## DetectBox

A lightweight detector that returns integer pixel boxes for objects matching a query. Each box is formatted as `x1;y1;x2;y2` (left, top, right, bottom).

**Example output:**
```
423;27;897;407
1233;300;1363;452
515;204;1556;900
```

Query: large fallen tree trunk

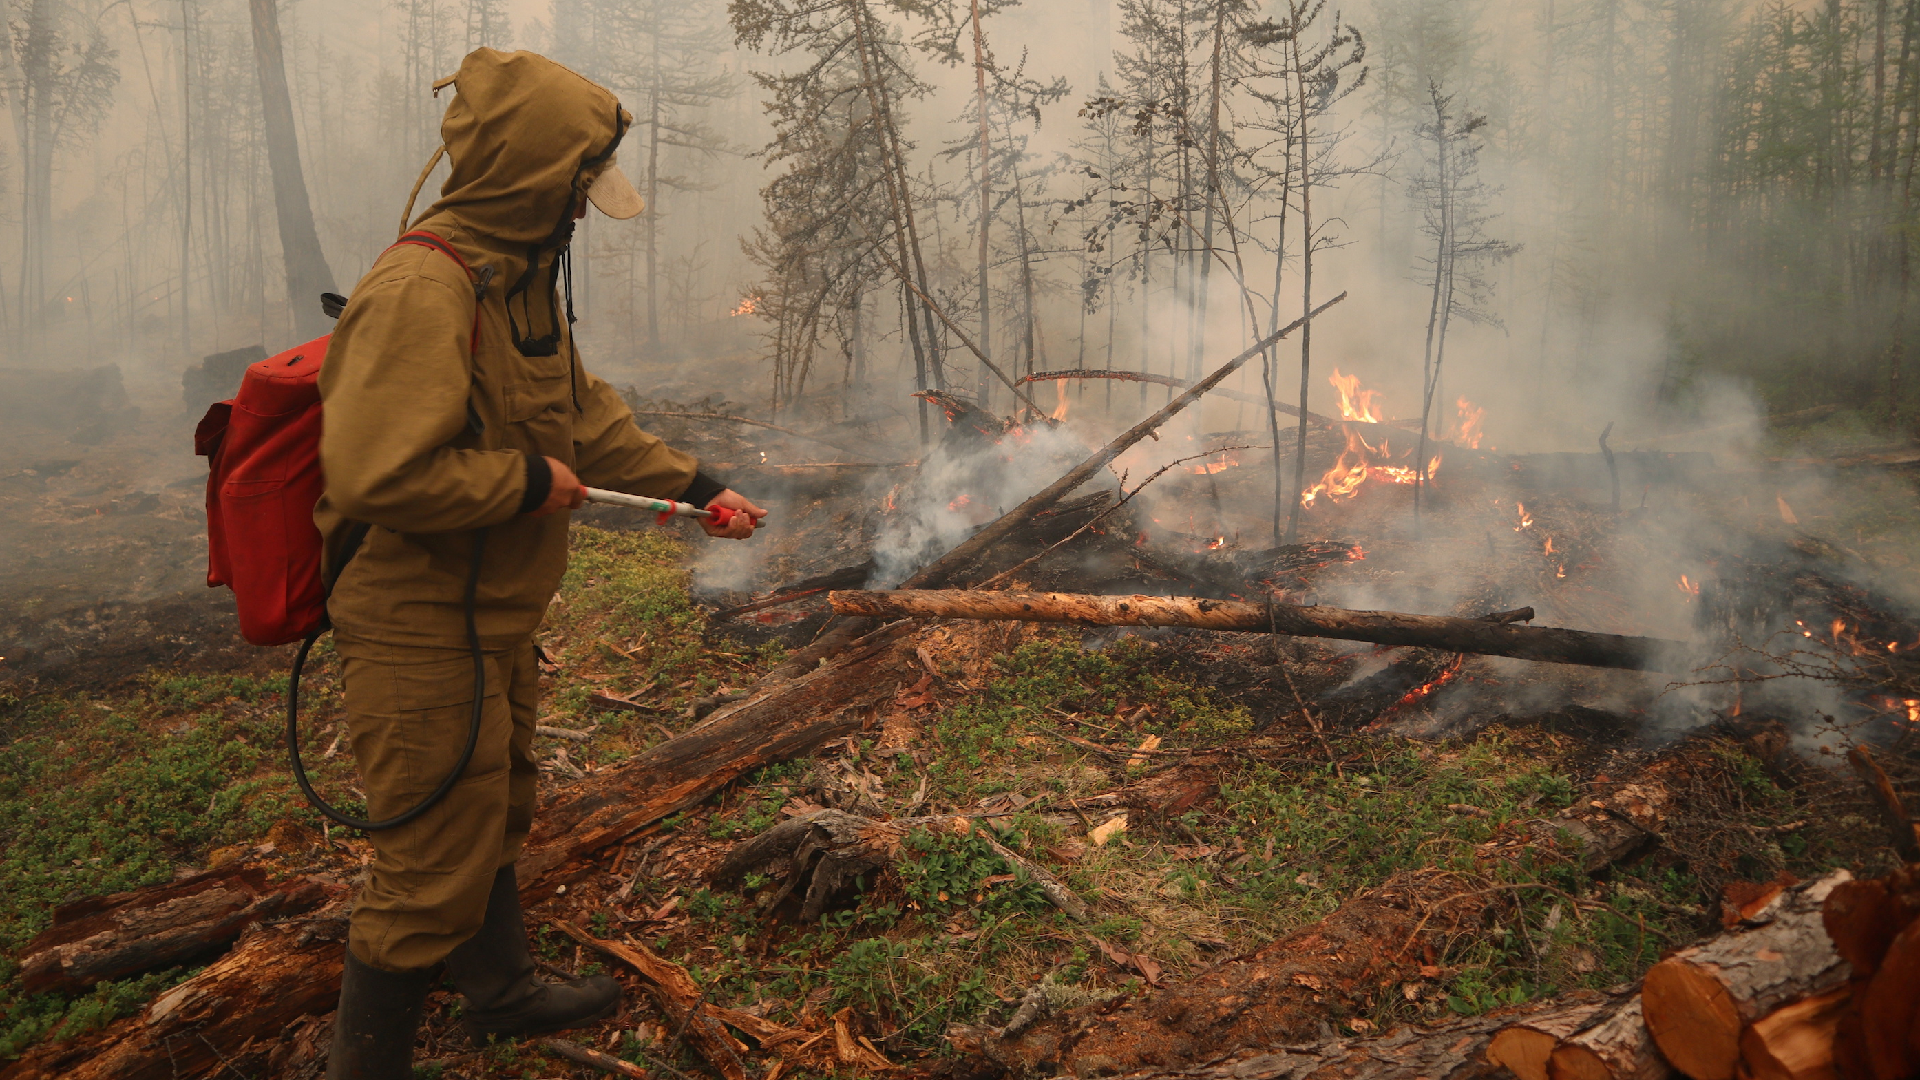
0;914;348;1080
15;864;331;995
830;589;1696;673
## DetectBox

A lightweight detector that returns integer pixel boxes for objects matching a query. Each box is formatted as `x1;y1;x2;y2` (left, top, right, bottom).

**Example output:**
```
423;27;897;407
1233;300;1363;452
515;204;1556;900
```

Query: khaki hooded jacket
318;49;696;648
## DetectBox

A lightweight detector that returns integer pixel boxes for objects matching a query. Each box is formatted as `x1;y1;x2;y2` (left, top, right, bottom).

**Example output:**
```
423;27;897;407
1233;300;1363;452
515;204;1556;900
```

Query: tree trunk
828;589;1694;672
16;864;332;995
0;915;349;1080
1641;872;1854;1080
250;0;337;340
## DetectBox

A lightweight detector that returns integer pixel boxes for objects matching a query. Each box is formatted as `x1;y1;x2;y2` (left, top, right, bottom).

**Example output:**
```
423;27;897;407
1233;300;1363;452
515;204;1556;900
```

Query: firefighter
315;48;766;1078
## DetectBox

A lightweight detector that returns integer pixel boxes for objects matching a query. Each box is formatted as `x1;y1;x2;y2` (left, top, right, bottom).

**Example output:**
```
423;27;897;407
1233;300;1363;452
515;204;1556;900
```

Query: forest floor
2;384;1919;1079
2;518;1914;1078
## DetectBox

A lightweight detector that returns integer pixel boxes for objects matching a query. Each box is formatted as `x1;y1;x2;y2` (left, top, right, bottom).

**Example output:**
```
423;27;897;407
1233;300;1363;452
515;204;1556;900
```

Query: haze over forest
15;0;1917;450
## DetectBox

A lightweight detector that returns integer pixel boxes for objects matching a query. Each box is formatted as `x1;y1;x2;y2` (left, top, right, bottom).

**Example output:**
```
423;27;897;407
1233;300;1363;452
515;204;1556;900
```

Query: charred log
829;590;1695;672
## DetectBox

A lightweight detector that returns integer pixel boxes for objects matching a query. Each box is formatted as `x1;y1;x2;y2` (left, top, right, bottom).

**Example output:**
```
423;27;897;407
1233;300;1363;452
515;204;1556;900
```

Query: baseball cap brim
586;162;644;220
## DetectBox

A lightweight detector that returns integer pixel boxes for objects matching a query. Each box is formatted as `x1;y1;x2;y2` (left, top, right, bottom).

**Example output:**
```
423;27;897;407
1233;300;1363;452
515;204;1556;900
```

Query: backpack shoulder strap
387;230;492;350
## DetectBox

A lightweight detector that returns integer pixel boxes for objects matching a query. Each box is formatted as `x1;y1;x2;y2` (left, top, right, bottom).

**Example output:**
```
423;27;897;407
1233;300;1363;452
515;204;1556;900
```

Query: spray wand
583;487;739;527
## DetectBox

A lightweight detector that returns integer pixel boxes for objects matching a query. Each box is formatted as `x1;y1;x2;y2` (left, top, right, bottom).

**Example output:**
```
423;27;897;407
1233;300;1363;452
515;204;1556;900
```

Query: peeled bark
16;864;332;995
830;590;1694;672
1642;872;1853;1080
1548;999;1673;1080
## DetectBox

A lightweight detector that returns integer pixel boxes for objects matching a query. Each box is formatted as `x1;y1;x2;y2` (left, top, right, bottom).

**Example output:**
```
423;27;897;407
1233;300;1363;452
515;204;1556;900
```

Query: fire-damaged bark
516;625;914;898
957;870;1495;1078
830;590;1695;672
0;914;348;1080
14;863;332;995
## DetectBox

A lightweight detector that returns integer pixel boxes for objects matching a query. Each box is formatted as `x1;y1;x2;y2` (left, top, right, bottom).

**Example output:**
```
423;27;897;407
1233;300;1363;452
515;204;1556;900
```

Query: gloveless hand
701;489;767;539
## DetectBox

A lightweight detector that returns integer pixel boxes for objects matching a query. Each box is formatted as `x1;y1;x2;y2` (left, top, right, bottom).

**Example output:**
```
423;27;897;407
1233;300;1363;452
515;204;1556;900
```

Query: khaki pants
334;633;539;972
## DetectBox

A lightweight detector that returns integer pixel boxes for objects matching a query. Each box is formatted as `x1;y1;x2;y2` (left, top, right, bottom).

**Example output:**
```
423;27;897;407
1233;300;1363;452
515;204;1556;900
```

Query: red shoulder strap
388;231;482;350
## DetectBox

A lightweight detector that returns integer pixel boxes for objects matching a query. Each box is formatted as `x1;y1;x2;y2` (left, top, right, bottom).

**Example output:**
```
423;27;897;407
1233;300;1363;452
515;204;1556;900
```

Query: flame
1050;381;1071;421
1514;503;1534;530
1299;428;1441;508
1907;699;1919;725
730;294;760;317
1329;368;1385;423
1348;545;1366;561
1543;536;1555;556
1456;398;1486;450
1206;536;1227;550
1390;654;1466;713
949;494;973;512
1678;575;1701;596
1191;449;1242;475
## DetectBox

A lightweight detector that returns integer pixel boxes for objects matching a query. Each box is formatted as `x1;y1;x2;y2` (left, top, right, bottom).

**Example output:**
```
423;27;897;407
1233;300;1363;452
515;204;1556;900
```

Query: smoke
867;420;1095;587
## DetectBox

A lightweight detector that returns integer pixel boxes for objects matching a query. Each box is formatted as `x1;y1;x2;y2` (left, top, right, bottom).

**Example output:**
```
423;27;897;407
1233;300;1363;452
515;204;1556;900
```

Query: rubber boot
445;863;622;1042
326;950;431;1080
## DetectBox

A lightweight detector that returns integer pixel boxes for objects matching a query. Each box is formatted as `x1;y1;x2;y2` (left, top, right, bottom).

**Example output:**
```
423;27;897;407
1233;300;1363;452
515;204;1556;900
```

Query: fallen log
15;863;331;995
0;914;349;1080
516;622;913;897
1641;871;1852;1080
830;590;1696;673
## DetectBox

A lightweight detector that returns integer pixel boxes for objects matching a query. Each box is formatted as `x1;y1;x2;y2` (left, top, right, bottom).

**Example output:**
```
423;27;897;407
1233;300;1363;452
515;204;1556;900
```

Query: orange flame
1456;397;1486;450
1678;575;1701;596
1300;428;1440;508
1050;381;1071;421
1514;503;1534;530
949;494;973;512
730;294;761;317
1329;368;1386;423
1543;536;1555;556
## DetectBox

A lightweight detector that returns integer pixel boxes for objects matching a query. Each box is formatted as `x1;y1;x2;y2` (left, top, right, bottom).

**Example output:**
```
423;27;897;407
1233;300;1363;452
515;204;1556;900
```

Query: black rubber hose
287;528;489;832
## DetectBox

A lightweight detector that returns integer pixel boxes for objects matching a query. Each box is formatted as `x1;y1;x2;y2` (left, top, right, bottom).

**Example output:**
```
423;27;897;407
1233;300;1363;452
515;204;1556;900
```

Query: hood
422;49;631;248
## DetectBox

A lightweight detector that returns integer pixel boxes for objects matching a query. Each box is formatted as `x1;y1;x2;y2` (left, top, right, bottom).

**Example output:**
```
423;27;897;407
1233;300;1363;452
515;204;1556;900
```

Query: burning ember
1299;427;1441;509
730;294;761;317
1389;654;1467;713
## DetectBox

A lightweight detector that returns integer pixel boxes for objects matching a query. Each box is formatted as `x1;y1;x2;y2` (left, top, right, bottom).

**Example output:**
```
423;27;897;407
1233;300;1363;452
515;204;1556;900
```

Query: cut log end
1490;1027;1563;1080
1739;987;1848;1080
1643;960;1744;1080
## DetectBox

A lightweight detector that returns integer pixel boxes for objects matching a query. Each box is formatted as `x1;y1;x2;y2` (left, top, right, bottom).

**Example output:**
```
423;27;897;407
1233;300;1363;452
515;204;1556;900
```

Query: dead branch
540;1038;651;1079
1845;745;1920;860
1020;368;1339;426
829;589;1694;672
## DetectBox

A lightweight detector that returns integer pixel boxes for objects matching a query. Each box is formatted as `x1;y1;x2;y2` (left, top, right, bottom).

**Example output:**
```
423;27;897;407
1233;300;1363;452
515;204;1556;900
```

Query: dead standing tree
1243;2;1367;544
1410;79;1514;525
